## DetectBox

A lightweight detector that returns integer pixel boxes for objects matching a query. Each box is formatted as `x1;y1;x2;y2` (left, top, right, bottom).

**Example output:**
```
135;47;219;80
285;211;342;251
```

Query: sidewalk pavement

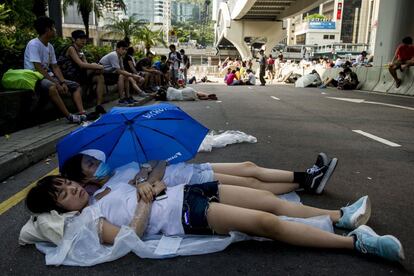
0;96;153;182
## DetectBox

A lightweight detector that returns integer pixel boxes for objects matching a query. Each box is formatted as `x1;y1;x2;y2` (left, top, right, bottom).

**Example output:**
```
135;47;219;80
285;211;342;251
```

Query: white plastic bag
198;130;257;152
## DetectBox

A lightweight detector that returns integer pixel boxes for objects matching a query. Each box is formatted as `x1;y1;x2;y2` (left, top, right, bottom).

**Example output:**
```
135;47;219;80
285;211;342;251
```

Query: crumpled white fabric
295;74;321;88
198;130;257;152
33;192;334;266
166;87;197;101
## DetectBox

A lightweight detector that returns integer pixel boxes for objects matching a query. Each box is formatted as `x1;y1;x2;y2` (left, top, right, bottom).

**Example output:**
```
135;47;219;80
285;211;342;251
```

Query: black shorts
103;72;119;85
181;181;220;235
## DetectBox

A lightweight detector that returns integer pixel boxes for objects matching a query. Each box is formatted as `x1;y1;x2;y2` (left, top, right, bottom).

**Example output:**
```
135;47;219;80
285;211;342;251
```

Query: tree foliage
304;13;327;21
133;25;166;53
104;15;146;41
62;0;126;37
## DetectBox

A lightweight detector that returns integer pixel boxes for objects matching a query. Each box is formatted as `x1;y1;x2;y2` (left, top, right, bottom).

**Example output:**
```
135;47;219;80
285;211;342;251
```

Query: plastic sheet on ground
34;193;334;266
198;130;257;152
295;74;322;88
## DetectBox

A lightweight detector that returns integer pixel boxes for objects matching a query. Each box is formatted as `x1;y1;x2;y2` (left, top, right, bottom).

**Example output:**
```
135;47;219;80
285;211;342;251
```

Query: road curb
0;96;153;182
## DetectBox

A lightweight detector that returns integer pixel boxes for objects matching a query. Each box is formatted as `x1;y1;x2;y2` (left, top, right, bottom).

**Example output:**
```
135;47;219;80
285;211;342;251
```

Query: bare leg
211;162;294;182
388;65;401;84
93;74;105;105
129;77;144;95
118;75;125;99
72;87;85;113
124;77;130;98
219;185;340;221
216;173;299;194
207;203;354;249
48;86;70;117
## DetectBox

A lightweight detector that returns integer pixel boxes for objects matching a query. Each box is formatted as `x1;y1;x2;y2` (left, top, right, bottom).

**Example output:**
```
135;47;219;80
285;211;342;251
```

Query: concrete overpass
213;0;414;67
213;0;324;60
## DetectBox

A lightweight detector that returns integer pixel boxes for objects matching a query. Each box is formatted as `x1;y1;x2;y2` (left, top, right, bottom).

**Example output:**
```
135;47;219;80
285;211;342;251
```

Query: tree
304;13;327;21
104;15;146;41
62;0;126;38
134;25;166;54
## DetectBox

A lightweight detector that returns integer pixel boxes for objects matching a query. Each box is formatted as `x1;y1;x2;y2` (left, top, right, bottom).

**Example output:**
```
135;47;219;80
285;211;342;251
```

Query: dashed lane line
352;130;401;147
270;96;280;100
328;97;414;111
0;168;59;216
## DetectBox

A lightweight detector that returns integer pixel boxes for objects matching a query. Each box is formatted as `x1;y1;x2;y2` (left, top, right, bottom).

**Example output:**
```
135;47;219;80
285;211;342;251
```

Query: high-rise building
124;0;165;24
286;0;372;46
172;2;200;23
124;0;154;22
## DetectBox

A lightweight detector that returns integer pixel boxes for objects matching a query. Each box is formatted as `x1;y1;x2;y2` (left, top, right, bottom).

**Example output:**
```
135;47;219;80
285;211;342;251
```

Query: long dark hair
61;154;86;182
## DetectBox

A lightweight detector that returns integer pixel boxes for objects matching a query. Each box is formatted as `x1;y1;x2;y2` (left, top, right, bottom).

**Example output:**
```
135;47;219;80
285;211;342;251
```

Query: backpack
1;69;44;91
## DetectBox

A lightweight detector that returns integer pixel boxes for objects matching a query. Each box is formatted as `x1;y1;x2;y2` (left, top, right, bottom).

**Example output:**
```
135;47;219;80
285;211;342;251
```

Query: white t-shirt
24;38;57;73
166;87;197;101
248;72;256;85
91;162;185;235
99;51;123;72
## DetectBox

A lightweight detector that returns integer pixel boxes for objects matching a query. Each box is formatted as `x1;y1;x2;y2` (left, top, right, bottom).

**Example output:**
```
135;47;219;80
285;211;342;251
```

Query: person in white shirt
24;172;404;262
24;16;86;123
99;40;137;106
245;69;256;85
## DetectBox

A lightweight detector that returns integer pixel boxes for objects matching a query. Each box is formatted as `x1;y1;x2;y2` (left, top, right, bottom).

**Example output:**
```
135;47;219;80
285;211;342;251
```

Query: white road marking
271;96;280;100
328;97;414;111
363;101;414;111
352;130;401;147
321;92;327;95
328;97;365;103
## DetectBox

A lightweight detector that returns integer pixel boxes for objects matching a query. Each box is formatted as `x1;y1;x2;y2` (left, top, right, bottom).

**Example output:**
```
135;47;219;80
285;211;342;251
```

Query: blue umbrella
57;103;209;170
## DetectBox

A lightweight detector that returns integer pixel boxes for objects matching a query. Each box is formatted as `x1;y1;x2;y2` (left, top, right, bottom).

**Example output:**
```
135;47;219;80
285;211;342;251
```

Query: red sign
337;2;342;20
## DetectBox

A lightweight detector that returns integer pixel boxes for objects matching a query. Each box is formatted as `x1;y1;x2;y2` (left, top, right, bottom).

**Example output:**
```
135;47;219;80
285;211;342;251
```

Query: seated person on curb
61;151;338;197
24;16;86;123
58;30;106;114
244;69;256;85
319;71;345;89
25;171;404;263
136;52;162;91
234;67;244;85
226;70;240;86
153;55;170;85
223;68;232;83
123;47;148;97
99;40;135;106
389;36;414;88
338;68;359;90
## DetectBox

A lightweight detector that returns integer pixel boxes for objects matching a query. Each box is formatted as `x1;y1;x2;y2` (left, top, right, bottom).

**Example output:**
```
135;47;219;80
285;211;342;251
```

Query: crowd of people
22;16;197;125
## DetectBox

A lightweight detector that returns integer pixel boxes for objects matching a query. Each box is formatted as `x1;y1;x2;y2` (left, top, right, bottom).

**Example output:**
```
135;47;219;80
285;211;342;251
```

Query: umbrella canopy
57;103;209;170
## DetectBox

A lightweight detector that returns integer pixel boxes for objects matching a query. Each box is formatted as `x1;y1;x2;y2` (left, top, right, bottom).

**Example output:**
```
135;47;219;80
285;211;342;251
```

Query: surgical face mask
93;162;112;180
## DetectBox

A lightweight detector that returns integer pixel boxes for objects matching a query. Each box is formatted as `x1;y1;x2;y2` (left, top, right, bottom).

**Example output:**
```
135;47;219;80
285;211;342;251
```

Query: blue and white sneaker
349;225;405;262
336;196;371;229
305;157;338;194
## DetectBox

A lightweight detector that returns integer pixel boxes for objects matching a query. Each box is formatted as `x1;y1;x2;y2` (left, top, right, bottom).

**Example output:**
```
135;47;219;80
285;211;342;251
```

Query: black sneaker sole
316;158;338;194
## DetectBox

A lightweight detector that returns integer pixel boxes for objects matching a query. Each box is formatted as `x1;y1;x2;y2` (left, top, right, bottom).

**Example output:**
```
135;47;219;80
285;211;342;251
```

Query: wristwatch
136;176;147;184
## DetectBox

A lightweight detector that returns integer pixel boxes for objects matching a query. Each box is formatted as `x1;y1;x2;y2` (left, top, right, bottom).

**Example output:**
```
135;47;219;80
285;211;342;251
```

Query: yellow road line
0;168;59;216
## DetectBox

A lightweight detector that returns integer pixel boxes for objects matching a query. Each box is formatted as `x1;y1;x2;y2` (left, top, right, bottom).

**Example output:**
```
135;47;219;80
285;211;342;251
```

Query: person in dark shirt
123;47;147;97
136;52;162;89
338;67;358;90
153;55;170;85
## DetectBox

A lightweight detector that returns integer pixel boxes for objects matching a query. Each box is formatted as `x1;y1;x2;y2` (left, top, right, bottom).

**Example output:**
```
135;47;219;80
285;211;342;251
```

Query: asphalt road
1;84;413;275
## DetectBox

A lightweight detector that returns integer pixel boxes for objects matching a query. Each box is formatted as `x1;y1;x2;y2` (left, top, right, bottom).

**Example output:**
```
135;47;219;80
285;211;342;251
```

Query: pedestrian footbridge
214;0;323;60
